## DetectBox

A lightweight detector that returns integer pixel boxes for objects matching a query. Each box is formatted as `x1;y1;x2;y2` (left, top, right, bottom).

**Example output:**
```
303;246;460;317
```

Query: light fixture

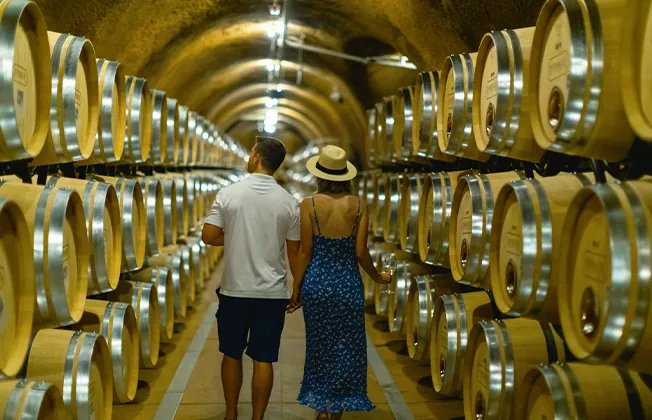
266;20;285;38
265;109;279;125
269;3;281;16
265;97;279;108
264;124;277;133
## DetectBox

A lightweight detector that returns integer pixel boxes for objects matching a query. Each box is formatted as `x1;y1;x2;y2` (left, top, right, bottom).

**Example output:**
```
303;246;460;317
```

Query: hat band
316;161;348;176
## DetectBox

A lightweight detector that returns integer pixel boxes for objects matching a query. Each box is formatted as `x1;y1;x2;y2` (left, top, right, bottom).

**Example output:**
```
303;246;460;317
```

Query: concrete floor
113;263;464;419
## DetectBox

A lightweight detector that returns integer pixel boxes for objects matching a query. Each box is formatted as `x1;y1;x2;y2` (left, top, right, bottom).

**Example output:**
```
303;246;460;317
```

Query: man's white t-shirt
204;173;300;299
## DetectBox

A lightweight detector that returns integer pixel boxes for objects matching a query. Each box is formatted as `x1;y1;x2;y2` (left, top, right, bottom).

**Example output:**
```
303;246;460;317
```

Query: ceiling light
269;3;281;16
264;124;277;134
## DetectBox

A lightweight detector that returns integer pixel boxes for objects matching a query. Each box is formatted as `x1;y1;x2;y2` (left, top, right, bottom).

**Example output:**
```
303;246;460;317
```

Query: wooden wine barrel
197;238;210;283
490;173;593;323
437;52;490;162
177;244;197;305
0;0;51;162
0;180;88;328
557;180;652;374
380;97;395;163
373;242;395;316
473;27;545;162
124;76;152;162
46;176;122;295
178;105;190;165
184;173;198;231
158;177;178;246
150;89;167;164
195;116;206;166
387;257;429;333
398;173;421;253
392;86;415;162
364;176;376;235
72;299;139;404
146;250;188;319
158;174;189;237
93;175;146;272
0;197;34;377
165;97;180;164
371;175;385;238
417;171;470;268
31;32;98;165
373;102;385;163
107;280;160;368
463;318;565;420
515;363;652;419
27;329;113;419
621;1;652;142
90;58;125;163
449;171;523;287
139;177;164;257
431;290;496;396
0;379;68;419
186;237;206;291
187;111;198;165
404;274;459;363
411;71;456;163
529;0;634;161
382;174;402;244
366;108;376;164
130;266;175;342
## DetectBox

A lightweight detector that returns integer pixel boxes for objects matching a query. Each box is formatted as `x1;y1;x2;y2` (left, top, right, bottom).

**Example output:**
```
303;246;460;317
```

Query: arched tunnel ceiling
34;0;545;166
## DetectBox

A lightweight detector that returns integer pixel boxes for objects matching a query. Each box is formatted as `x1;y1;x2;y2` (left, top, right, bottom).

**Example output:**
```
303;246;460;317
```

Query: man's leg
251;360;274;420
216;292;251;420
246;298;289;420
222;355;243;420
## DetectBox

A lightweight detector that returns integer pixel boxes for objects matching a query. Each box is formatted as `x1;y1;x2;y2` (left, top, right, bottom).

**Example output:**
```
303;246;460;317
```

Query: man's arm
202;223;225;246
202;190;225;246
286;239;301;281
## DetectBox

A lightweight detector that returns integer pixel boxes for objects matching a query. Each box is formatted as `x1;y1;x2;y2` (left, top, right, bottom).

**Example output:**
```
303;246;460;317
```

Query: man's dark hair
316;178;352;195
255;136;286;173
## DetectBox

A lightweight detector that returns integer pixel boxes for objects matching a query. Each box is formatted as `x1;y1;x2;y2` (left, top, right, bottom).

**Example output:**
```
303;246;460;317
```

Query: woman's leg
316;412;329;419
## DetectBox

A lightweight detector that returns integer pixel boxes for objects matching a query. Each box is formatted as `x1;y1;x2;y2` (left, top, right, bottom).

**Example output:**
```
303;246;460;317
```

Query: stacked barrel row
0;0;248;170
359;0;652;418
361;168;652;419
367;0;652;166
0;169;234;418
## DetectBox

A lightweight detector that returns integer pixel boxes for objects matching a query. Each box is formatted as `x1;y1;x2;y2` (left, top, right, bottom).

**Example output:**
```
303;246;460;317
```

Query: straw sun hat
306;145;357;182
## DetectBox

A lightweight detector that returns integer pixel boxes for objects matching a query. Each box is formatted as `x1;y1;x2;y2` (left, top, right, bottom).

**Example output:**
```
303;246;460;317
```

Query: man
202;136;301;420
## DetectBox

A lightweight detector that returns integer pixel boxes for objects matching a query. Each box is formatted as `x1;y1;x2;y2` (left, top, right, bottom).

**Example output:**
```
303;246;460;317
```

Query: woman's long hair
316;178;352;194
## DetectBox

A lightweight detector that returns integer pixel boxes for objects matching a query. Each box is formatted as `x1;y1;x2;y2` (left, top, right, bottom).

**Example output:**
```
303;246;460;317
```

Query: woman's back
310;193;360;238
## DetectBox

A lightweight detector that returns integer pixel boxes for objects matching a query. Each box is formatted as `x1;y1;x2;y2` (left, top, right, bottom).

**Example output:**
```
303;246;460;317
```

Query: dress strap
352;197;361;235
311;196;322;235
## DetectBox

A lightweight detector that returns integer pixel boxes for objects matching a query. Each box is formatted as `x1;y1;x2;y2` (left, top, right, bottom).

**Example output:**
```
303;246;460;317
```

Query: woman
287;145;391;419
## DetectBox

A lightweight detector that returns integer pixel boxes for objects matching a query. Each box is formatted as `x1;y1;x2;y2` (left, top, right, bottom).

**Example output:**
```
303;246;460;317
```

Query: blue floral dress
298;197;375;414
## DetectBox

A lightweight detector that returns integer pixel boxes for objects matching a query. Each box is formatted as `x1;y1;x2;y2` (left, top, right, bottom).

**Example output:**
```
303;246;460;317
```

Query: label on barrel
461;216;472;235
13;64;28;87
486;77;498;100
547;51;569;81
505;232;521;256
583;250;606;283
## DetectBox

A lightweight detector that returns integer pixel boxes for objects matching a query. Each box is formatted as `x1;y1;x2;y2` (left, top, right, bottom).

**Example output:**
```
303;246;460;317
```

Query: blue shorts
215;289;289;363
